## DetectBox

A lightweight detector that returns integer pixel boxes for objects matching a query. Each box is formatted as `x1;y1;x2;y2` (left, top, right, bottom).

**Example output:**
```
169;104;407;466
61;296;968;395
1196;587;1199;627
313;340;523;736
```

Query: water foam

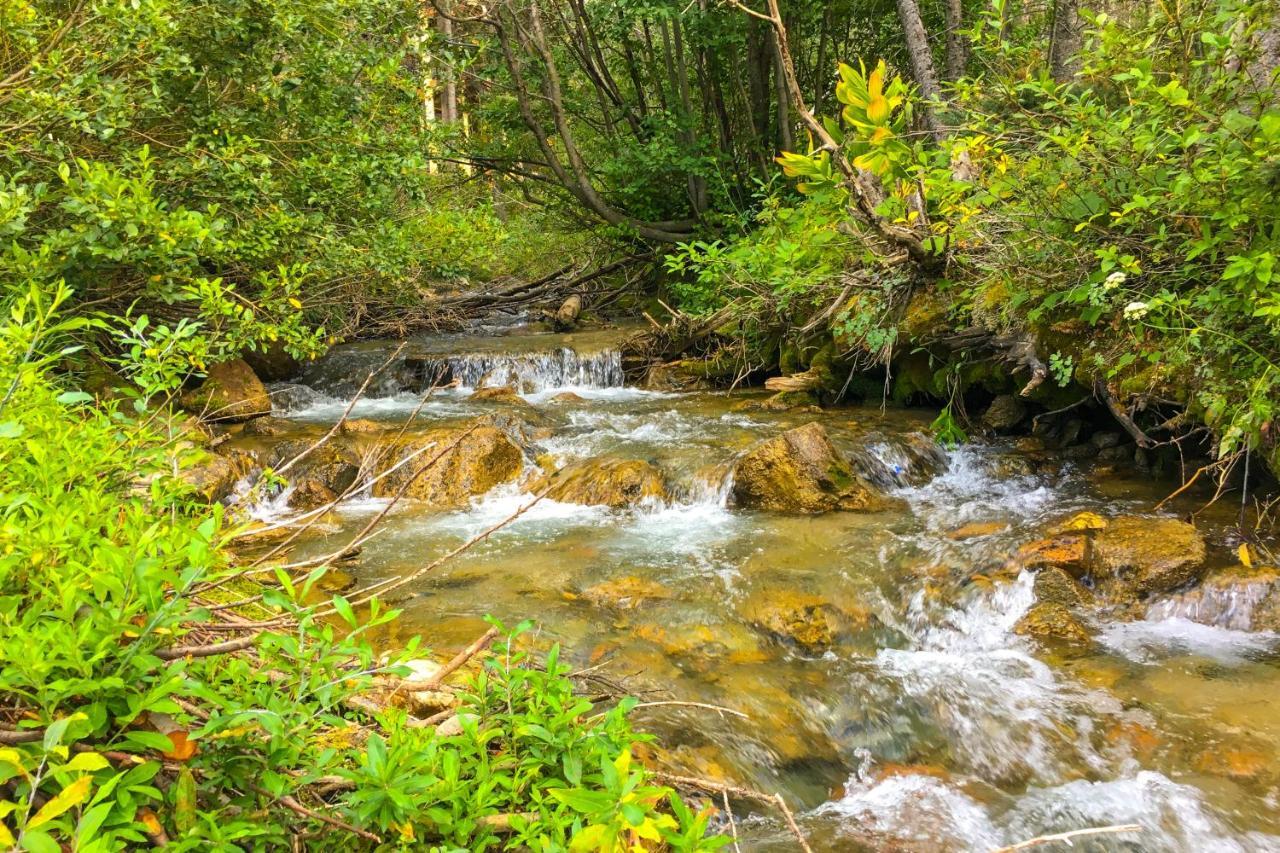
1099;617;1279;664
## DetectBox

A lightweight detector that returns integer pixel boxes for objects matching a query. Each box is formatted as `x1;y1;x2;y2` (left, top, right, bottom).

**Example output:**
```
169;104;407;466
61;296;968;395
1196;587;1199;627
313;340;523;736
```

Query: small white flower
1103;271;1127;291
1123;300;1149;319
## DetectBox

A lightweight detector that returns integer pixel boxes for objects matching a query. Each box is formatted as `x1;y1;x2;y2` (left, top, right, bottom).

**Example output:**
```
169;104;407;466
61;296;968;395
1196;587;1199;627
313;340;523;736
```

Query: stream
227;327;1280;851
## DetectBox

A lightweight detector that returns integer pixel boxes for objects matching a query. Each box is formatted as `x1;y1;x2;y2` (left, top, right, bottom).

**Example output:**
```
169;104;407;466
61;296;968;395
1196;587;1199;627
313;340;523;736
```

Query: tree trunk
894;0;944;139
943;0;968;80
1048;0;1082;81
437;2;457;122
771;29;794;153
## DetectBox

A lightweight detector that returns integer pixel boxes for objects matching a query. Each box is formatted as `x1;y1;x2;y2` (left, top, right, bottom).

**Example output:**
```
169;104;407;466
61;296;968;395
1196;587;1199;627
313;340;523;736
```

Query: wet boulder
982;395;1027;432
740;589;871;653
1090;515;1207;596
731;422;893;514
269;439;363;495
533;457;667;508
469;385;530;405
242;341;302;382
180;359;272;422
178;452;243;502
1033;567;1094;608
372;426;523;508
288;478;338;511
1014;602;1093;644
1146;565;1280;632
1014;532;1090;575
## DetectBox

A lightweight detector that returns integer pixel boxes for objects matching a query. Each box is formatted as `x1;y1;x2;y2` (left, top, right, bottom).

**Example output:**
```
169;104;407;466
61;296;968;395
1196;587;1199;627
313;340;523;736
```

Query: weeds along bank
659;0;1280;480
0;296;728;847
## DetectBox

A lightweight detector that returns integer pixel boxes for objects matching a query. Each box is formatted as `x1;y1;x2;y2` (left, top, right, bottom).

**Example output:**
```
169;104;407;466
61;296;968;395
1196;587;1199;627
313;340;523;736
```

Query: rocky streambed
186;327;1280;851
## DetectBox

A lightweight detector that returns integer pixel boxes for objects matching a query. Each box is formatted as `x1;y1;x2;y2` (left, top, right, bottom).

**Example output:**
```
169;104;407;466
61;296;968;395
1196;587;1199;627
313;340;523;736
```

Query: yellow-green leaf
29;776;91;829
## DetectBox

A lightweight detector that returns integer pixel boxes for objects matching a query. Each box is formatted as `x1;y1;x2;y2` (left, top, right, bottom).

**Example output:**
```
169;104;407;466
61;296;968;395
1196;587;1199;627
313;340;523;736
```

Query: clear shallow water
230;334;1280;851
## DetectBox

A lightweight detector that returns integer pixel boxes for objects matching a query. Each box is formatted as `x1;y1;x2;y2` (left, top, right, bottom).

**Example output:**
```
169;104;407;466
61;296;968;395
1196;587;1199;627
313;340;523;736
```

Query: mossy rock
1090;516;1207;596
532;457;667;508
731;422;895;514
180;359;271;422
898;289;952;342
1015;602;1093;645
372;426;523;508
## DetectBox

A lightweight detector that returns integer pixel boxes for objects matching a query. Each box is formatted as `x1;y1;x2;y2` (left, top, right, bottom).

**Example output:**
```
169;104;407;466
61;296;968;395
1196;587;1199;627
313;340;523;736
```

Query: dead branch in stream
356;254;652;336
991;823;1143;851
275;343;406;477
649;771;814;853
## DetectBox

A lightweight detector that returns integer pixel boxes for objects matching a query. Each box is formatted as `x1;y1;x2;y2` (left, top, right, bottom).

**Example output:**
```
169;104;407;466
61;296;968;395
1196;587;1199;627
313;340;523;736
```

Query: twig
275;342;406;477
626;701;749;720
649;771;813;853
393;627;500;693
154;634;260;661
256;787;382;843
991;823;1143;852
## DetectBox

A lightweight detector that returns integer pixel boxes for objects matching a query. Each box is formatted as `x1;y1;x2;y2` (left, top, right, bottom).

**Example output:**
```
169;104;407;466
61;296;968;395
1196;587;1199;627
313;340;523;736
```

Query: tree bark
894;0;944;138
1048;0;1082;81
943;0;968;81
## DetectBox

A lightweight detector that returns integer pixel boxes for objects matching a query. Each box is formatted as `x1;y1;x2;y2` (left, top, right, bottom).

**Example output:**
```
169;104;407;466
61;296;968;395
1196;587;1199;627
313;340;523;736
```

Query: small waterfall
1144;571;1280;632
410;347;624;392
291;340;624;400
849;432;948;489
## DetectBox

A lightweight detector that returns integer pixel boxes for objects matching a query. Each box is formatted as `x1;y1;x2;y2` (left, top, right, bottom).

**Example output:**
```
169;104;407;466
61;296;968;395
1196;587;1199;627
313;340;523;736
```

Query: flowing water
227;328;1280;851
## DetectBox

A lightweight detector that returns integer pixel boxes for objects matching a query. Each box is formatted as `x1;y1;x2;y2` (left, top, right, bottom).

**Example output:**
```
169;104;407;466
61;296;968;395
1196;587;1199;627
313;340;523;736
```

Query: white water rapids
231;335;1280;851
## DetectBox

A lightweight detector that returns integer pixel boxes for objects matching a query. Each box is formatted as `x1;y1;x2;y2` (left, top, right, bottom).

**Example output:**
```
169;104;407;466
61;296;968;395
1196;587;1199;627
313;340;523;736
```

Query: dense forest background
1;0;1277;847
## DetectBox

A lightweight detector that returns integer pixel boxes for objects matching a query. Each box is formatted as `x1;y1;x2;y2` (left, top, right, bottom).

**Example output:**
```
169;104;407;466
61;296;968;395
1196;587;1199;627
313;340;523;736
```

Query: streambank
177;325;1280;850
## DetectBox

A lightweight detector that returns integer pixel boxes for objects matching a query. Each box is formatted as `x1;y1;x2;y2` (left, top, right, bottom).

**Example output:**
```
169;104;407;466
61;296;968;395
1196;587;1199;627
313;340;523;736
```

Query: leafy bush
0;294;724;849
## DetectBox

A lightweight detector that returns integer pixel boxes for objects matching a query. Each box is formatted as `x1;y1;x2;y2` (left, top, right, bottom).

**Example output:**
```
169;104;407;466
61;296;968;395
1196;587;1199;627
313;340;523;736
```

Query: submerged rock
1090;515;1207;596
372;426;523;508
1015;602;1093;644
740;589;871;653
180;358;271;422
731;422;892;514
579;576;673;609
534;457;667;508
242;415;294;437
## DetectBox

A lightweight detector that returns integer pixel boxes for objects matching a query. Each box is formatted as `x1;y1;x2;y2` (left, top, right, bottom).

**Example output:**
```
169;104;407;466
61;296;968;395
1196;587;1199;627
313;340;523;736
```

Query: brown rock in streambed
180;358;272;422
731;423;895;514
288;478;337;510
740;589;873;654
1014;603;1093;644
1033;566;1095;608
469;385;530;405
372;426;523;508
1090;515;1207;596
532;457;667;508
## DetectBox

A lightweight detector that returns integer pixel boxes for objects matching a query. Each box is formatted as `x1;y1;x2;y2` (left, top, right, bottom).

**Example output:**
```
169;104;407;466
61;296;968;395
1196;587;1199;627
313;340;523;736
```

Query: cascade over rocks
1146;566;1280;632
180;358;272;422
532;457;667;508
372;426;523;508
730;422;894;513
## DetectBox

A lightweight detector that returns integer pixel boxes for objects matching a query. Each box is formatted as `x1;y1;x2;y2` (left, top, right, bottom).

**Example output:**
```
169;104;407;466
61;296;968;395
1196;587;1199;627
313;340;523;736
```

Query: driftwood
764;370;820;393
